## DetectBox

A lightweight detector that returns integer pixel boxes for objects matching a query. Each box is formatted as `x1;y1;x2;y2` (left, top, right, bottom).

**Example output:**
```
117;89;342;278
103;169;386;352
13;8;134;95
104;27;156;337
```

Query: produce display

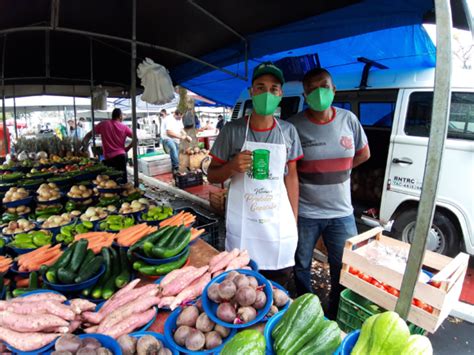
121;183;144;201
135;225;191;259
7;230;52;250
350;311;433;355
68;184;94;200
41;213;74;229
93;175;119;189
53;334;115;355
271;293;341;355
81;279;159;338
159;210;196;228
2;187;29;203
73;232;115;254
0;292;95;352
36;182;61;202
2;219;36;235
171;303;233;352
34;204;64;221
141;205;174;222
99;215;135;231
80;207;108;222
118;333;173;355
56;221;95;245
115;223;158;247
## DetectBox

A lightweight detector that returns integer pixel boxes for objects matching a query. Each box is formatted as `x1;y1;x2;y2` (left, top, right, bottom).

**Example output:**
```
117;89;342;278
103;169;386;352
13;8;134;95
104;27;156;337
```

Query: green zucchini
133;260;147;271
101;247;112;280
28;271;38;289
128;226;172;257
57;268;76;284
115;248;131;288
77;250;95;274
156;226;181;247
153;247;190;275
13;287;36;297
45;244;76;283
152;229;190;259
101;248;118;299
298;320;342;355
69;239;88;273
273;293;324;354
74;256;104;283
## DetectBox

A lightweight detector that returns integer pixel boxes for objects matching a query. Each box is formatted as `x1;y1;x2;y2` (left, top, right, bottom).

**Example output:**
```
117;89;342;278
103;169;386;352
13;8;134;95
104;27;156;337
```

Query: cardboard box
340;227;469;333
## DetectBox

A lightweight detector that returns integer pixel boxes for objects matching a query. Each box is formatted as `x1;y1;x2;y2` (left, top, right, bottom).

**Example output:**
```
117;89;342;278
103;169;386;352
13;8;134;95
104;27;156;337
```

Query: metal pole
89;38;96;151
1;35;8;156
73;85;77;139
395;0;452;319
13;86;18;139
131;0;139;186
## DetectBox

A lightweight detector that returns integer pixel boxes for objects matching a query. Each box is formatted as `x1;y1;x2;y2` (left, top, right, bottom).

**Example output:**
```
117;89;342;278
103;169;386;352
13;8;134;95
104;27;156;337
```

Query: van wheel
391;209;460;256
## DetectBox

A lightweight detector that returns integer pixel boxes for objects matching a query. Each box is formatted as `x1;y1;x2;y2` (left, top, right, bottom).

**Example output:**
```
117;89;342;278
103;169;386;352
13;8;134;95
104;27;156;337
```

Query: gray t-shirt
288;107;368;219
210;117;303;165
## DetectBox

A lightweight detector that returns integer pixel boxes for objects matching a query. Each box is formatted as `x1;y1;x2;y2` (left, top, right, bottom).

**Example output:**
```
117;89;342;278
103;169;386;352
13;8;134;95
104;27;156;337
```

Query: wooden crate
340;227;469;333
209;190;227;215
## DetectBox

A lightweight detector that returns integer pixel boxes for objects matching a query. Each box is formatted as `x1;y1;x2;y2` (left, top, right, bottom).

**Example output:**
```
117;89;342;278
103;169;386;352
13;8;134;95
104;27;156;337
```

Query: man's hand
229;150;253;173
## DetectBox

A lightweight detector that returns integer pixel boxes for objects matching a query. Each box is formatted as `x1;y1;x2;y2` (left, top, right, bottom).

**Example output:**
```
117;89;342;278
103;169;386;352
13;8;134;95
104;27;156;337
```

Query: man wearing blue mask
288;68;370;318
207;63;303;286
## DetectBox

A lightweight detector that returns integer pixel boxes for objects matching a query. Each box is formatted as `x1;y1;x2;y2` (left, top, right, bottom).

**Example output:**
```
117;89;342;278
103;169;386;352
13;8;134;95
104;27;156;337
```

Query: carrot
16;244;50;264
116;223;157;247
15;277;30;288
18;245;62;271
190;228;205;241
0;256;13;273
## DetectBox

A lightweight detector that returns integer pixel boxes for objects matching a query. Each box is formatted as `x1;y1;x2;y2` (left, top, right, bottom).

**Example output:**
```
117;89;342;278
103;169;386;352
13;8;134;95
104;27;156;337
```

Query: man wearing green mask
208;62;303;286
288;68;370;318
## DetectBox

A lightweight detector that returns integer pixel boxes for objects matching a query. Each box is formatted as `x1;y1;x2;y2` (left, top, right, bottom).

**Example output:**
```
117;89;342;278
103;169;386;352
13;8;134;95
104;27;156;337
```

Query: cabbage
400;335;433;355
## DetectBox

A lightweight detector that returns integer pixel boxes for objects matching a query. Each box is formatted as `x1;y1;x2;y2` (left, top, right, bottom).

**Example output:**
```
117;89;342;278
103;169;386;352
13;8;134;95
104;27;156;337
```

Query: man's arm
125;137;136;152
81;130;93;151
207;151;252;184
284;161;299;220
353;145;370;168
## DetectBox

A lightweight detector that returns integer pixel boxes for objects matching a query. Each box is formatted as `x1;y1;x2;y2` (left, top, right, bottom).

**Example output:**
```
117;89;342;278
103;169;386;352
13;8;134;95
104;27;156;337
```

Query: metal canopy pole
130;0;139;186
89;39;96;151
1;35;8;156
72;85;77;139
13;85;18;139
395;0;452;319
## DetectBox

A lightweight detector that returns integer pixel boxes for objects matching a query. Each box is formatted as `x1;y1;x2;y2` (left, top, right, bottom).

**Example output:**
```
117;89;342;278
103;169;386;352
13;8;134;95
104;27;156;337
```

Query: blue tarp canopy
172;0;437;106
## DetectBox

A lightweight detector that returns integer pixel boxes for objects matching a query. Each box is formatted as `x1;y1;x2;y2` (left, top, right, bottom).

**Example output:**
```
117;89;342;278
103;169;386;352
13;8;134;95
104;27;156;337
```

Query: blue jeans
163;138;179;170
294;214;357;317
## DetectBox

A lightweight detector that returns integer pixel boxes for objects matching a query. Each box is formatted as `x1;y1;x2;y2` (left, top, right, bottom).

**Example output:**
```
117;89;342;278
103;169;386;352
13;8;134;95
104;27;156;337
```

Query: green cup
252;149;270;180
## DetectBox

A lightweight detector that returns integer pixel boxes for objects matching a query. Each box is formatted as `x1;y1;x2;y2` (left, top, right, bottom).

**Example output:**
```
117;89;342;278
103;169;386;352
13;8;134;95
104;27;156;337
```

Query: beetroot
207;283;221;303
247;276;259;289
233;274;250;289
235;286;257;307
252;290;267;309
216;302;236;323
218;280;236;301
196;312;215;333
176;305;199;327
205;331;223;350
173;325;192;346
185;329;206;351
237;306;257;323
273;289;289;307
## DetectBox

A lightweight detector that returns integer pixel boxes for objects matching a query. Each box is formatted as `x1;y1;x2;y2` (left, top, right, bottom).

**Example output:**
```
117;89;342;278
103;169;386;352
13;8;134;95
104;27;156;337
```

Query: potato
137;335;161;355
176;305;199;327
158;348;172;355
216;302;236;323
185;329;206;351
214;324;230;338
207;283;221;303
237;306;257;323
173;325;192;346
55;334;82;353
205;331;222;350
273;289;289;308
233;275;250;289
253;290;267;310
196;312;215;333
235;286;257;307
117;334;137;355
218;280;236;301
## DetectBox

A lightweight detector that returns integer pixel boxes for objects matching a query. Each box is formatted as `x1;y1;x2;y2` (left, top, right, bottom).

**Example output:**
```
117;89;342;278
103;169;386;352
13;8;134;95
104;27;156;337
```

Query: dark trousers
260;267;293;290
294;214;357;319
103;154;127;183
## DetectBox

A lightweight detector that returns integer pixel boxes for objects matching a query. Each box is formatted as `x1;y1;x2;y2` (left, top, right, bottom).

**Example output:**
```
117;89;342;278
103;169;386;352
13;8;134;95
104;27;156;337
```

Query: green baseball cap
252;62;285;84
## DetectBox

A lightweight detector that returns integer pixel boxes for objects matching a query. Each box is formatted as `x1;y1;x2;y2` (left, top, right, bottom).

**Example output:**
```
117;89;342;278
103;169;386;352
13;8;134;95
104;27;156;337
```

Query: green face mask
252;92;282;115
306;87;334;111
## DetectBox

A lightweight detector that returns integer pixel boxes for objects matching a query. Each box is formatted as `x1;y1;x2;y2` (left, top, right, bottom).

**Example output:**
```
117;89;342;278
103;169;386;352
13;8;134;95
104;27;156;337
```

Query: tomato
370;279;384;289
349;267;360;276
386;286;400;297
429;280;441;288
359;273;373;283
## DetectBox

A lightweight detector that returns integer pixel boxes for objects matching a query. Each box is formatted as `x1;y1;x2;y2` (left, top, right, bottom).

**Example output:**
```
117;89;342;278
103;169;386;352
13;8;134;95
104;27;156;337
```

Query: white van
231;68;474;256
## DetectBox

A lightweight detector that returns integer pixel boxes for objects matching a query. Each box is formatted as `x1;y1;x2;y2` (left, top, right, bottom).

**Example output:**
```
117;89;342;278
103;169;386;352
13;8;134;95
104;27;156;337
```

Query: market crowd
208;63;370;319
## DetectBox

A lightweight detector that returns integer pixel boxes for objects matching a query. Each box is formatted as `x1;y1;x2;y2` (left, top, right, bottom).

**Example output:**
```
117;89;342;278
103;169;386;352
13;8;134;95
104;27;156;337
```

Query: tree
453;32;473;69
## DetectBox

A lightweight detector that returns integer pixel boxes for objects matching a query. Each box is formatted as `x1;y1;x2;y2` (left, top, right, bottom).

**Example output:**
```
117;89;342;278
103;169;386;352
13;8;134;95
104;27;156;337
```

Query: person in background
81;108;134;183
216;114;225;131
161;110;191;173
207;62;303;287
288;68;370;319
0;124;11;158
77;117;86;139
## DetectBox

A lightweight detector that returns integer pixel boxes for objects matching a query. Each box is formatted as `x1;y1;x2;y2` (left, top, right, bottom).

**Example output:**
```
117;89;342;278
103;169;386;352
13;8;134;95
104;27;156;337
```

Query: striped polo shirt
288;107;368;219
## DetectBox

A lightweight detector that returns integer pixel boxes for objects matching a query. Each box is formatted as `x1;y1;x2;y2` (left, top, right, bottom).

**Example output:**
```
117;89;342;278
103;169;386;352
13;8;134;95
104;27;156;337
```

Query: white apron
225;117;298;270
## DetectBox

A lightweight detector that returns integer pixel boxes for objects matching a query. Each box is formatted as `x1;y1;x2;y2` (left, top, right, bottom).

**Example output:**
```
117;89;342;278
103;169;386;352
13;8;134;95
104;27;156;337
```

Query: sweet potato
0;326;60;352
0;311;69;332
161;266;209;297
11;292;66;304
69;299;97;314
209;249;239;273
169;272;211;310
103;309;156;339
0;300;75;320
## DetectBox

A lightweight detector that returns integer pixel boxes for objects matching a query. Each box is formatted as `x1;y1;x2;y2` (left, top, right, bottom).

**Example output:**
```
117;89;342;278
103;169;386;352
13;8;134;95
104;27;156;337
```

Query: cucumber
57;268;76;284
115;248;131;288
152;228;190;259
138;265;159;275
127;226;172;258
82;285;93;297
69;239;88;273
91;282;104;299
13;287;36;297
77;250;95;274
29;271;38;289
153;247;190;275
45;243;76;283
133;260;147;271
74;256;104;283
156;226;181;247
102;248;118;299
101;247;112;280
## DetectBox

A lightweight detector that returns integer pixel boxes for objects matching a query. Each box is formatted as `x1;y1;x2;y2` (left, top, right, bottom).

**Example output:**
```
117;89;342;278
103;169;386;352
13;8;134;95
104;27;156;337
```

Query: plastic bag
137;58;175;105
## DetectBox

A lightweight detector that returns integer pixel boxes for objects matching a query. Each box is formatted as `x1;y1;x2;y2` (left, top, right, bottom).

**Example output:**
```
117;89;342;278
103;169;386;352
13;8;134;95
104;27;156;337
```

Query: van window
359;102;395;127
333;102;351;111
405;92;474;140
242;96;300;120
